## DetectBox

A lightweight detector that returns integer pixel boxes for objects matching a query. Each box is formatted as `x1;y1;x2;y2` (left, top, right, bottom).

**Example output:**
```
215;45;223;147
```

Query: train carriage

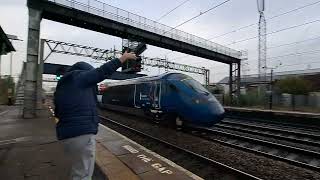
99;72;225;127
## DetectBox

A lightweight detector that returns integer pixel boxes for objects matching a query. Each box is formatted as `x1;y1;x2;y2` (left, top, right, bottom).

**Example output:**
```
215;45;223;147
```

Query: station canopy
0;25;15;56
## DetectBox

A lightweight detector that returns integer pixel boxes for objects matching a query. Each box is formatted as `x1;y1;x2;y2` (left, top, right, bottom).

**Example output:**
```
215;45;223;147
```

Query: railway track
99;115;262;180
225;115;320;132
191;125;320;171
217;119;320;147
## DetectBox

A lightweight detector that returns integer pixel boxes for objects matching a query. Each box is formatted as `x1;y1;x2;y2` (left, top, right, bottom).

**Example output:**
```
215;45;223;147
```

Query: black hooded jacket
54;59;121;140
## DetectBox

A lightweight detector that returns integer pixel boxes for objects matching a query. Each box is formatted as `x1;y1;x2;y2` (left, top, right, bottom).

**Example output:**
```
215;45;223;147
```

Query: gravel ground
210;125;320;153
104;121;244;180
100;109;320;180
225;117;320;133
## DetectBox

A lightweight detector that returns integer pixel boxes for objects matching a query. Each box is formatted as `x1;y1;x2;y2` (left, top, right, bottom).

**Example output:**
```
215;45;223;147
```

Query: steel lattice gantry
41;39;240;102
25;0;242;117
41;39;210;83
43;39;118;62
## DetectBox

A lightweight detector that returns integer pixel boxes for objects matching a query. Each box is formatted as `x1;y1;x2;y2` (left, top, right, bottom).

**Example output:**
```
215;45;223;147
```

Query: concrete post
0;42;2;76
229;64;232;105
204;69;210;87
10;52;13;76
23;8;42;118
0;54;1;76
36;39;45;116
237;62;241;100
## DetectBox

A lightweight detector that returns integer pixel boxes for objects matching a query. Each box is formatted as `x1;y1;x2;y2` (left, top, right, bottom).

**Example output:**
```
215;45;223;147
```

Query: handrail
49;0;242;59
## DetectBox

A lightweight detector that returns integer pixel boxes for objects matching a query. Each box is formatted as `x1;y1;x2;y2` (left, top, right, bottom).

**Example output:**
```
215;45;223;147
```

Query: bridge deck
28;0;241;64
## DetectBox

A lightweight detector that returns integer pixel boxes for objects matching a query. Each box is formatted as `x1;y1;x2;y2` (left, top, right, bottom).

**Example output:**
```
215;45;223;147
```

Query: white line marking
0;110;9;116
99;123;203;180
0;136;31;144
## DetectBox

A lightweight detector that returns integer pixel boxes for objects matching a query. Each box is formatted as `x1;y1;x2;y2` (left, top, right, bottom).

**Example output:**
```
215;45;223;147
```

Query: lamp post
262;62;281;109
6;34;23;105
6;34;23;77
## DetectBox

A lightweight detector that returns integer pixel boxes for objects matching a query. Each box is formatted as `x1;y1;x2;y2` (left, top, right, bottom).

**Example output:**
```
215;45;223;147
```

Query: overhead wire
171;35;320;70
267;35;320;49
226;19;320;46
245;61;320;73
207;0;320;40
261;49;320;61
164;0;231;34
156;0;191;21
159;1;320;75
208;48;320;75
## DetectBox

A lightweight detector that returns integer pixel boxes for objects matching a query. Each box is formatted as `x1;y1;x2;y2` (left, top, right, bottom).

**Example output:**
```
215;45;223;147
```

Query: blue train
99;72;225;127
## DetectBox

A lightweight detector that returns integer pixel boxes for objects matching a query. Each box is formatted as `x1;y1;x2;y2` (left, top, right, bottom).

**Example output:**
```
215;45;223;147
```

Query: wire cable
268;49;320;60
156;0;191;21
208;0;320;40
268;35;320;49
164;0;231;34
245;49;320;64
226;34;320;52
226;19;320;46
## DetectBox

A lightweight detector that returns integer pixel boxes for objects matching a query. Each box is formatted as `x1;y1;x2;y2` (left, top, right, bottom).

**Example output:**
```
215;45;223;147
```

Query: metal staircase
15;62;26;106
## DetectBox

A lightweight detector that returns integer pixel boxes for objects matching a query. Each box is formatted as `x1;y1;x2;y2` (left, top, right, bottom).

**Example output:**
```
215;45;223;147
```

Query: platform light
55;75;62;80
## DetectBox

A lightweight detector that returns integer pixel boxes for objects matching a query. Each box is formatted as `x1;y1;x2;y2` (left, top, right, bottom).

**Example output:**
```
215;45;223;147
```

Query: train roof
105;72;187;86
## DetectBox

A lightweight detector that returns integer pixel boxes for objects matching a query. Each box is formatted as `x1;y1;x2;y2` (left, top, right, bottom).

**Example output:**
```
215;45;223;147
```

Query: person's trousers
62;134;96;180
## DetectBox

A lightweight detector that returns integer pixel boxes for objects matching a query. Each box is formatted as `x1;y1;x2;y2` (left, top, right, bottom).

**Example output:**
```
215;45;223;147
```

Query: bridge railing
50;0;241;59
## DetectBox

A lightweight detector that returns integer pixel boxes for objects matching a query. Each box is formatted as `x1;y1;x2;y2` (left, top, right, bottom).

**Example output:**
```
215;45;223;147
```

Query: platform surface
0;106;72;179
0;105;105;180
0;105;201;179
96;124;202;180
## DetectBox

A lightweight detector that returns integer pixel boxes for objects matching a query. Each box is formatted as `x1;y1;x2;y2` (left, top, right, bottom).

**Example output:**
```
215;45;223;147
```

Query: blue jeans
62;134;96;180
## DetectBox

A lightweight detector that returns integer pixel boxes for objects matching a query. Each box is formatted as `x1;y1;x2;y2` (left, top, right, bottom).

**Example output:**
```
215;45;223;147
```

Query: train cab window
181;78;209;94
167;73;189;80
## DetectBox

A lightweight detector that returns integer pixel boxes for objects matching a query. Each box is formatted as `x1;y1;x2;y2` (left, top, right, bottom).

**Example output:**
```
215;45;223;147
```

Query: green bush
275;77;313;95
238;90;266;107
0;76;15;104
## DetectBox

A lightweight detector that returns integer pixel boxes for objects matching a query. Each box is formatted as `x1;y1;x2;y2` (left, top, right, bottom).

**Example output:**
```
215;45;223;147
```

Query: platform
0;106;106;179
95;124;202;180
48;106;202;180
0;104;201;179
0;106;72;179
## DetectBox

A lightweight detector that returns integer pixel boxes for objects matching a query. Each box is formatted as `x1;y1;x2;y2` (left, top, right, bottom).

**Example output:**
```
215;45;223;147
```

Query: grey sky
0;0;320;84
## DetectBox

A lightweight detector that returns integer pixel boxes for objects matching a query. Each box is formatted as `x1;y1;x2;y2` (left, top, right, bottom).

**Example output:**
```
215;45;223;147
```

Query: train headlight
193;99;200;104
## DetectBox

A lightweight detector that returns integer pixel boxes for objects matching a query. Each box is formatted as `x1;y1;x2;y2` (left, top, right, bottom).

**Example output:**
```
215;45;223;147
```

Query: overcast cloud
0;0;320;84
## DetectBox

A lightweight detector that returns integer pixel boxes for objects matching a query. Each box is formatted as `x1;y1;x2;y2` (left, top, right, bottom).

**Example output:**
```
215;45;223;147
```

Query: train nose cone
216;111;225;121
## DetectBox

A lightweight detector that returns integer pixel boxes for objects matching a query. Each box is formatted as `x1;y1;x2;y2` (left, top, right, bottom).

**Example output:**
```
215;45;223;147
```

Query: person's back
54;62;100;140
54;52;136;180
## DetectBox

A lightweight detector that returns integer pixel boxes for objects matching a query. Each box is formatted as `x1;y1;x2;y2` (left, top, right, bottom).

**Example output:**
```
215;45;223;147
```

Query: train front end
166;73;225;127
188;93;225;126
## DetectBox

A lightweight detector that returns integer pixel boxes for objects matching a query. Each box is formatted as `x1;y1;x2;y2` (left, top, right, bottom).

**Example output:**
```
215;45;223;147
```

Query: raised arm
75;51;137;87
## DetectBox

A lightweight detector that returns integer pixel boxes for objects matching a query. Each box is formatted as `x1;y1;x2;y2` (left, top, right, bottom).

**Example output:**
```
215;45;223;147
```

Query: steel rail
193;127;320;171
99;115;262;180
215;122;320;147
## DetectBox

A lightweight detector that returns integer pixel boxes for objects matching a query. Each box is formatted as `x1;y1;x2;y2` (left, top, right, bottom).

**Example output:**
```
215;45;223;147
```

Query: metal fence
49;0;242;58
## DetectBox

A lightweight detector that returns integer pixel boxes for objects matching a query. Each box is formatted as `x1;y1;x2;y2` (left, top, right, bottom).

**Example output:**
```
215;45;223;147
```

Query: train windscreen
181;78;209;94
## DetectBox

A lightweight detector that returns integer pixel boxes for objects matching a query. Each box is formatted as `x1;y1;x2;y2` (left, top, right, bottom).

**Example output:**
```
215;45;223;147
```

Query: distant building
217;68;320;94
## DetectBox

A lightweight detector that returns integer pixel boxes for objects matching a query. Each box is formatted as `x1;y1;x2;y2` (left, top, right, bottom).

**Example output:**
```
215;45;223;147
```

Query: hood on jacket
67;62;94;72
57;62;94;87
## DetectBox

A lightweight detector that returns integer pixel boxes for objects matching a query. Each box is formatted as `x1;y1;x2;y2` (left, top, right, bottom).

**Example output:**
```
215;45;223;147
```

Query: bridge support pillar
229;62;241;105
36;39;46;117
23;8;42;118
